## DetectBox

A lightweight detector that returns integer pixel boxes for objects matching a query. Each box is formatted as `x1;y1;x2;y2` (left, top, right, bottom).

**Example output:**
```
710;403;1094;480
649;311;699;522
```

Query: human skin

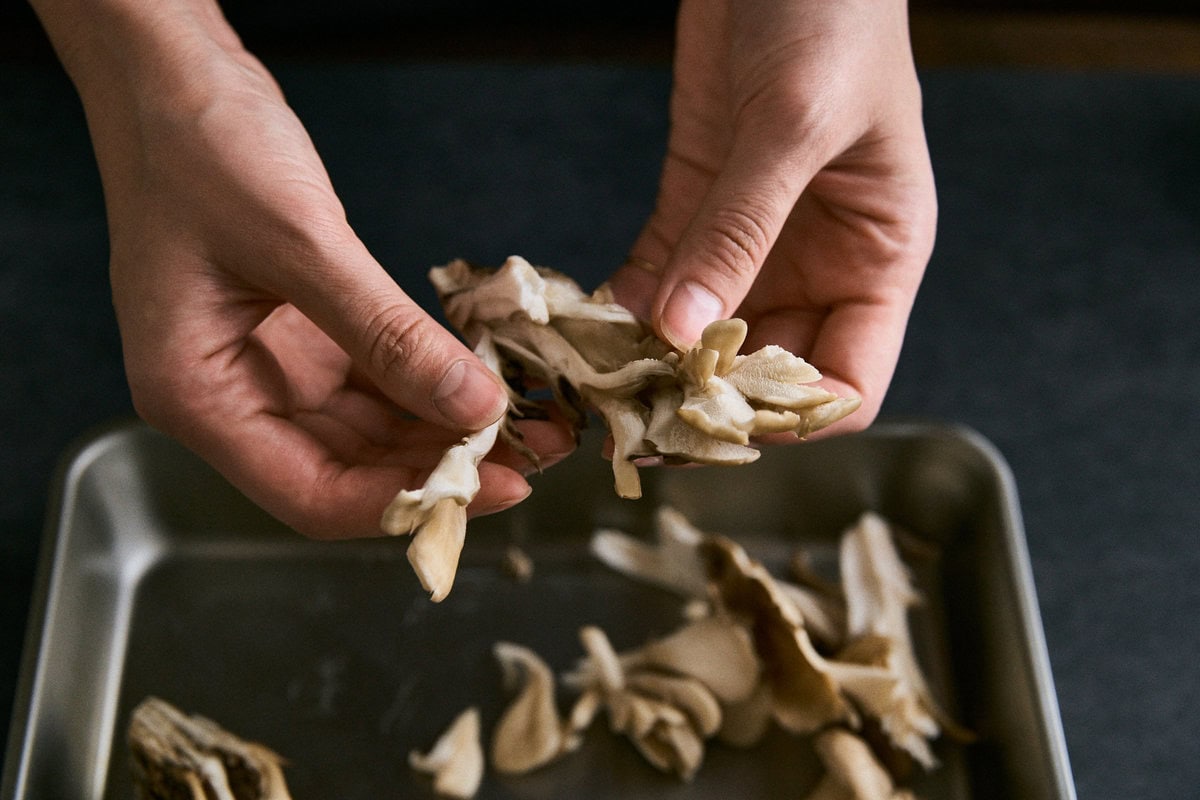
607;0;937;438
30;0;577;539
31;0;932;538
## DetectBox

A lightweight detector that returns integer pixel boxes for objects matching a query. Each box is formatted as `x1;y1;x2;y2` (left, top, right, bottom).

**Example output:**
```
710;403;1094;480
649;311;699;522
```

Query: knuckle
125;360;189;432
361;302;441;386
699;202;775;281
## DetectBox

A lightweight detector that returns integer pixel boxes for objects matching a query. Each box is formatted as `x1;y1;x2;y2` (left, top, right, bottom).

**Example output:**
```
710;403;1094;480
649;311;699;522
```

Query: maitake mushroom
128;697;292;800
803;727;917;800
586;508;969;793
408;707;486;800
410;508;967;798
379;256;860;601
379;331;507;602
565;625;720;780
489;642;578;774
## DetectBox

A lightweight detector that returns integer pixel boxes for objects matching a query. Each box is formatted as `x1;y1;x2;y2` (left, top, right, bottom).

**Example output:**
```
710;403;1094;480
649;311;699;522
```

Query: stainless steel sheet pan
3;420;1075;799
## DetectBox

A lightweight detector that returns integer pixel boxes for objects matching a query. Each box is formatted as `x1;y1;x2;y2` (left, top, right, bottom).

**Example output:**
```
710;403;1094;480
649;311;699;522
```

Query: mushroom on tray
409;707;486;800
127;697;293;800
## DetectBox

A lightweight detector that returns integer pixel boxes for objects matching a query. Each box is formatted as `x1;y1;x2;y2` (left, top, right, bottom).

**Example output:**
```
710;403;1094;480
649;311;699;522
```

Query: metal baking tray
3;419;1075;799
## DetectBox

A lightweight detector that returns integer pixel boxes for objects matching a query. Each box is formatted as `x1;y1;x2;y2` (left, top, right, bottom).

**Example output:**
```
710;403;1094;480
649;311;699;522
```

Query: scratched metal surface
2;421;1073;799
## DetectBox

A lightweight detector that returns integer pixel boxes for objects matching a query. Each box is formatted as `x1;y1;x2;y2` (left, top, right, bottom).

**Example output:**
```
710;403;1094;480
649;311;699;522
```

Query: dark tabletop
2;57;1198;798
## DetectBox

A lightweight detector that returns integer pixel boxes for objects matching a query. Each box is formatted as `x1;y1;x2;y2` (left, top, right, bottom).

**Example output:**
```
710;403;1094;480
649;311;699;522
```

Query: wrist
30;0;249;115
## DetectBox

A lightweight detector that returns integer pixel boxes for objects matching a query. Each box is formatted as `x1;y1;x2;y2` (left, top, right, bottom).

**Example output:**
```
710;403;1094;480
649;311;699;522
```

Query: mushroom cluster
381;256;860;602
128;697;293;800
411;508;969;798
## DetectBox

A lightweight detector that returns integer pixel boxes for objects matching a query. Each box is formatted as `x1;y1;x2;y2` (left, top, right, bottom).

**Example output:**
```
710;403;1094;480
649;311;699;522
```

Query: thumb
288;240;507;431
651;136;816;350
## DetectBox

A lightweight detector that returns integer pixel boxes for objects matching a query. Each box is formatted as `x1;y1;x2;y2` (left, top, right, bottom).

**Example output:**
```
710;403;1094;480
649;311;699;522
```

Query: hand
35;0;574;538
608;0;936;436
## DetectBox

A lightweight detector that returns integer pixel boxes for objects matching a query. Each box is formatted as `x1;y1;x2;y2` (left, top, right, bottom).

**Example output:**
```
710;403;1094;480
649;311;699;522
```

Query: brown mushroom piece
409;707;485;800
831;512;952;769
700;535;852;735
128;697;293;800
490;642;575;774
589;505;709;598
614;615;761;705
802;728;916;800
624;671;723;738
571;625;713;781
380;332;506;602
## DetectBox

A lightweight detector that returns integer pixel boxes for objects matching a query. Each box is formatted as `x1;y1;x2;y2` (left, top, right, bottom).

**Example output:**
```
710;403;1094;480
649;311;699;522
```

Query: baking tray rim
1;416;1077;799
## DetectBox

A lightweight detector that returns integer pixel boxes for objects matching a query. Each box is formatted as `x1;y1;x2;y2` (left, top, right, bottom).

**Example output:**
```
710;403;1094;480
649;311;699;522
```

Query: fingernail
661;281;724;349
477;482;533;515
432;359;507;429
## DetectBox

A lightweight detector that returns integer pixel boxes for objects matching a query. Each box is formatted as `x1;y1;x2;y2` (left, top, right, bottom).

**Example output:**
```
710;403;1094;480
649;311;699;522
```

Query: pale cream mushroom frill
449;508;970;798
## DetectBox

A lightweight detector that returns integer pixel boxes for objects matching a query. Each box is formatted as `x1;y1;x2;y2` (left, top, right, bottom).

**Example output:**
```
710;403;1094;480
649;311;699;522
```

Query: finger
282;237;507;432
651;133;822;350
751;293;915;441
606;256;663;323
608;143;718;320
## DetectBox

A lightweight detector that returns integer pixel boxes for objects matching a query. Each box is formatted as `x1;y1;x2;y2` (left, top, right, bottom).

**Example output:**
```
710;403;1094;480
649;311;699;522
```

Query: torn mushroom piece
700;535;852;735
613;615;761;705
128;696;293;800
490;642;576;774
829;512;970;770
409;707;485;800
379;332;506;602
589;506;709;598
567;625;718;781
802;727;917;800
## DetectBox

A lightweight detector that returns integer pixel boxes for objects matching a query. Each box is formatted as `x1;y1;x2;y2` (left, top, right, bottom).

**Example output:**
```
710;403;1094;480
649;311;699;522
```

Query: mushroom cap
490;643;569;775
128;697;294;800
701;536;851;734
807;727;899;800
621;615;761;704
